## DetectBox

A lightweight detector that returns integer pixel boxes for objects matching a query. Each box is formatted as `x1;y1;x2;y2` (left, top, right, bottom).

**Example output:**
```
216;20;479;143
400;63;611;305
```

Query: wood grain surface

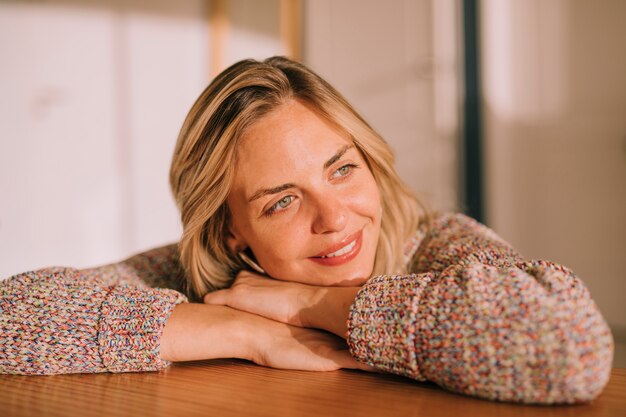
1;361;624;417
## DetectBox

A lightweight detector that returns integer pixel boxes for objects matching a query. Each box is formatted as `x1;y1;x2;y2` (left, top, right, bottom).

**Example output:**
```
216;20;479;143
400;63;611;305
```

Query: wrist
306;287;360;338
234;310;288;364
229;310;270;362
160;303;253;362
218;307;257;361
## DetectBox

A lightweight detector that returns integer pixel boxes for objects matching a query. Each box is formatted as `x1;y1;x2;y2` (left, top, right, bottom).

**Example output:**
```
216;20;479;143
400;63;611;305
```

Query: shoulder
81;243;186;291
429;211;488;233
407;212;522;273
404;212;480;256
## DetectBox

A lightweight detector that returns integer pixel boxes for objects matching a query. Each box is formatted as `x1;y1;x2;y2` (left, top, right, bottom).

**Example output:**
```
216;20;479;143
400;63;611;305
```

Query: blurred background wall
1;0;624;364
480;0;626;366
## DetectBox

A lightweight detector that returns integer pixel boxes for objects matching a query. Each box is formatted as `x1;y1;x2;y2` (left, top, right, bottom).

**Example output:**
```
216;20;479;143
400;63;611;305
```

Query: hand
203;270;361;338
204;270;316;327
242;313;373;372
161;303;373;372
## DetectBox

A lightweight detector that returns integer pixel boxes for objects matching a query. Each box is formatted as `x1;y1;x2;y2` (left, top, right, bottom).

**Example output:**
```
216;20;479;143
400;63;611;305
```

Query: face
227;99;382;286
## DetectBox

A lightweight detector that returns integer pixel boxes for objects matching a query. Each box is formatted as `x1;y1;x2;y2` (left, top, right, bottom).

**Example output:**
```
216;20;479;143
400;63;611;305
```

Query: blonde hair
170;56;429;300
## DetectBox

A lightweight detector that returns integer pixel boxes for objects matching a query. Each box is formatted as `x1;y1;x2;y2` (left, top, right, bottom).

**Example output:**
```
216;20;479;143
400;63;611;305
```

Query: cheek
248;220;309;263
350;173;382;218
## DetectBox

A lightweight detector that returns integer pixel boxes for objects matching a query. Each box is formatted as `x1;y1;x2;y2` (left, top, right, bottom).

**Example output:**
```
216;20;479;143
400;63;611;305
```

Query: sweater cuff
98;286;187;373
347;273;434;380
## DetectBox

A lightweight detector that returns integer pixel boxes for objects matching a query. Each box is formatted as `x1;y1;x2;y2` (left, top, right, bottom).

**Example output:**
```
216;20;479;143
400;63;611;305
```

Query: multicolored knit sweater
0;213;614;404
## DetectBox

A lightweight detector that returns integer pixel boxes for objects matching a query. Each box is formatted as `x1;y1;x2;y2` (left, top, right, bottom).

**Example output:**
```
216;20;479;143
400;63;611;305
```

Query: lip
308;229;363;266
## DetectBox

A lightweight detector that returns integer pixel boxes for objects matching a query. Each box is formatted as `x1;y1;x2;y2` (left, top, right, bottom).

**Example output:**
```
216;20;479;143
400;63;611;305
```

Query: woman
0;57;613;404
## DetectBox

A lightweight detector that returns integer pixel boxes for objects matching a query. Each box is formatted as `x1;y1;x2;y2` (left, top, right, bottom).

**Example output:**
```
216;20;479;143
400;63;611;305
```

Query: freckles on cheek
260;221;309;261
252;221;289;255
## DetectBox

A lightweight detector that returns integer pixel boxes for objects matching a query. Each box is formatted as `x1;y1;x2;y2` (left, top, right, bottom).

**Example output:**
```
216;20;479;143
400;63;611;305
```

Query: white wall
0;0;289;279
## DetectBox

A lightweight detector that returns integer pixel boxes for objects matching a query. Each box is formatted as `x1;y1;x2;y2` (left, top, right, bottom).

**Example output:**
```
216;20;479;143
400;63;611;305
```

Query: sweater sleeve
346;213;614;404
0;245;188;375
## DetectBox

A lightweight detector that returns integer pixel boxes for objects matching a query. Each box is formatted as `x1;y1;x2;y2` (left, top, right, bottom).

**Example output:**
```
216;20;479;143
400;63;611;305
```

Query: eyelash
263;163;360;217
265;195;294;217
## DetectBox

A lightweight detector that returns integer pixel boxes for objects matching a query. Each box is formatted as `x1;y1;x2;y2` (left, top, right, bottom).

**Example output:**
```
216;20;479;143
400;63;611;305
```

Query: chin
268;251;376;286
316;264;373;287
331;275;370;286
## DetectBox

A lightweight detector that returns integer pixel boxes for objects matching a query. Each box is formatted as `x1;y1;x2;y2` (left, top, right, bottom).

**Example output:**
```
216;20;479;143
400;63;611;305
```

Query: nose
310;193;348;235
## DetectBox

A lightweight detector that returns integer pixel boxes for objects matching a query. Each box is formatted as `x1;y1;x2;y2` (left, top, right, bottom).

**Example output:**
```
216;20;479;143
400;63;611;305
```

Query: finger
203;289;230;305
355;362;379;373
333;351;378;373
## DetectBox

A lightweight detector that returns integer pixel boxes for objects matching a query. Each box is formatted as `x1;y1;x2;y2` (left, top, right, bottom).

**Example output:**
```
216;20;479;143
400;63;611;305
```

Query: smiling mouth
309;230;363;266
320;239;357;258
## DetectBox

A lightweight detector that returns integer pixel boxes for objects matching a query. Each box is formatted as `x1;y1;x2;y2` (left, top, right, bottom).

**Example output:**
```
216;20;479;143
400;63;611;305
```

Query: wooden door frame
209;0;301;77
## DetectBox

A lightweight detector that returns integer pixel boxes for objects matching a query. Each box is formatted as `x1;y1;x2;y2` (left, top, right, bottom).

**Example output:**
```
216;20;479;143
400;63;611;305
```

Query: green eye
332;164;357;178
265;195;294;216
278;196;292;208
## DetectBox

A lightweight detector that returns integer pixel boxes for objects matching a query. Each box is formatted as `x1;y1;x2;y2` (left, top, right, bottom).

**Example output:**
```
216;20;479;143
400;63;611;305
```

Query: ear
226;224;246;255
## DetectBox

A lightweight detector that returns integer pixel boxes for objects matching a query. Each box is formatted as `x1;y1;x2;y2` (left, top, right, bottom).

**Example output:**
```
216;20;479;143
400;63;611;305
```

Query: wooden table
1;360;624;417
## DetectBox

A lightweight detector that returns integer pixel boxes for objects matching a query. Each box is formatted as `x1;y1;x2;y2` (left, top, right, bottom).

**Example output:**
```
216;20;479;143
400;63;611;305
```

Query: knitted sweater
0;213;613;404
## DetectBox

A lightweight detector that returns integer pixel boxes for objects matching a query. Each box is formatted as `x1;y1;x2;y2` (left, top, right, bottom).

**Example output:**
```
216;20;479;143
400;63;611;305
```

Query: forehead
233;100;353;188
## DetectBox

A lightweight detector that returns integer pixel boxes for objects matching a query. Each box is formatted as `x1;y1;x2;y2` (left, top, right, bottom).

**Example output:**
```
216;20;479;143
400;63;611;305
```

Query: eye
265;195;294;216
331;163;358;179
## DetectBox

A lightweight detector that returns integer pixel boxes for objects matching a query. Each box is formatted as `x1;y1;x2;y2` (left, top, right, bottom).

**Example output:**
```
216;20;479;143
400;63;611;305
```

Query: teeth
321;239;356;258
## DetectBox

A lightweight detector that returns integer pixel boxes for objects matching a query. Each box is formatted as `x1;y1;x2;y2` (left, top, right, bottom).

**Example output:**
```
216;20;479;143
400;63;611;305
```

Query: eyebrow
323;144;353;169
248;144;354;202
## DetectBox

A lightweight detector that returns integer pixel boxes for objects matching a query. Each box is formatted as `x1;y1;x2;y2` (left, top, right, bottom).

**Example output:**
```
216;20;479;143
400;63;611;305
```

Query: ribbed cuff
98;286;187;373
346;273;433;380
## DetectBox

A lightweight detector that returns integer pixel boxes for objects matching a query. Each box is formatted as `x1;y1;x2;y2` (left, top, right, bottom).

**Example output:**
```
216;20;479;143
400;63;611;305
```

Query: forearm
1;267;188;375
346;262;613;403
160;303;249;362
